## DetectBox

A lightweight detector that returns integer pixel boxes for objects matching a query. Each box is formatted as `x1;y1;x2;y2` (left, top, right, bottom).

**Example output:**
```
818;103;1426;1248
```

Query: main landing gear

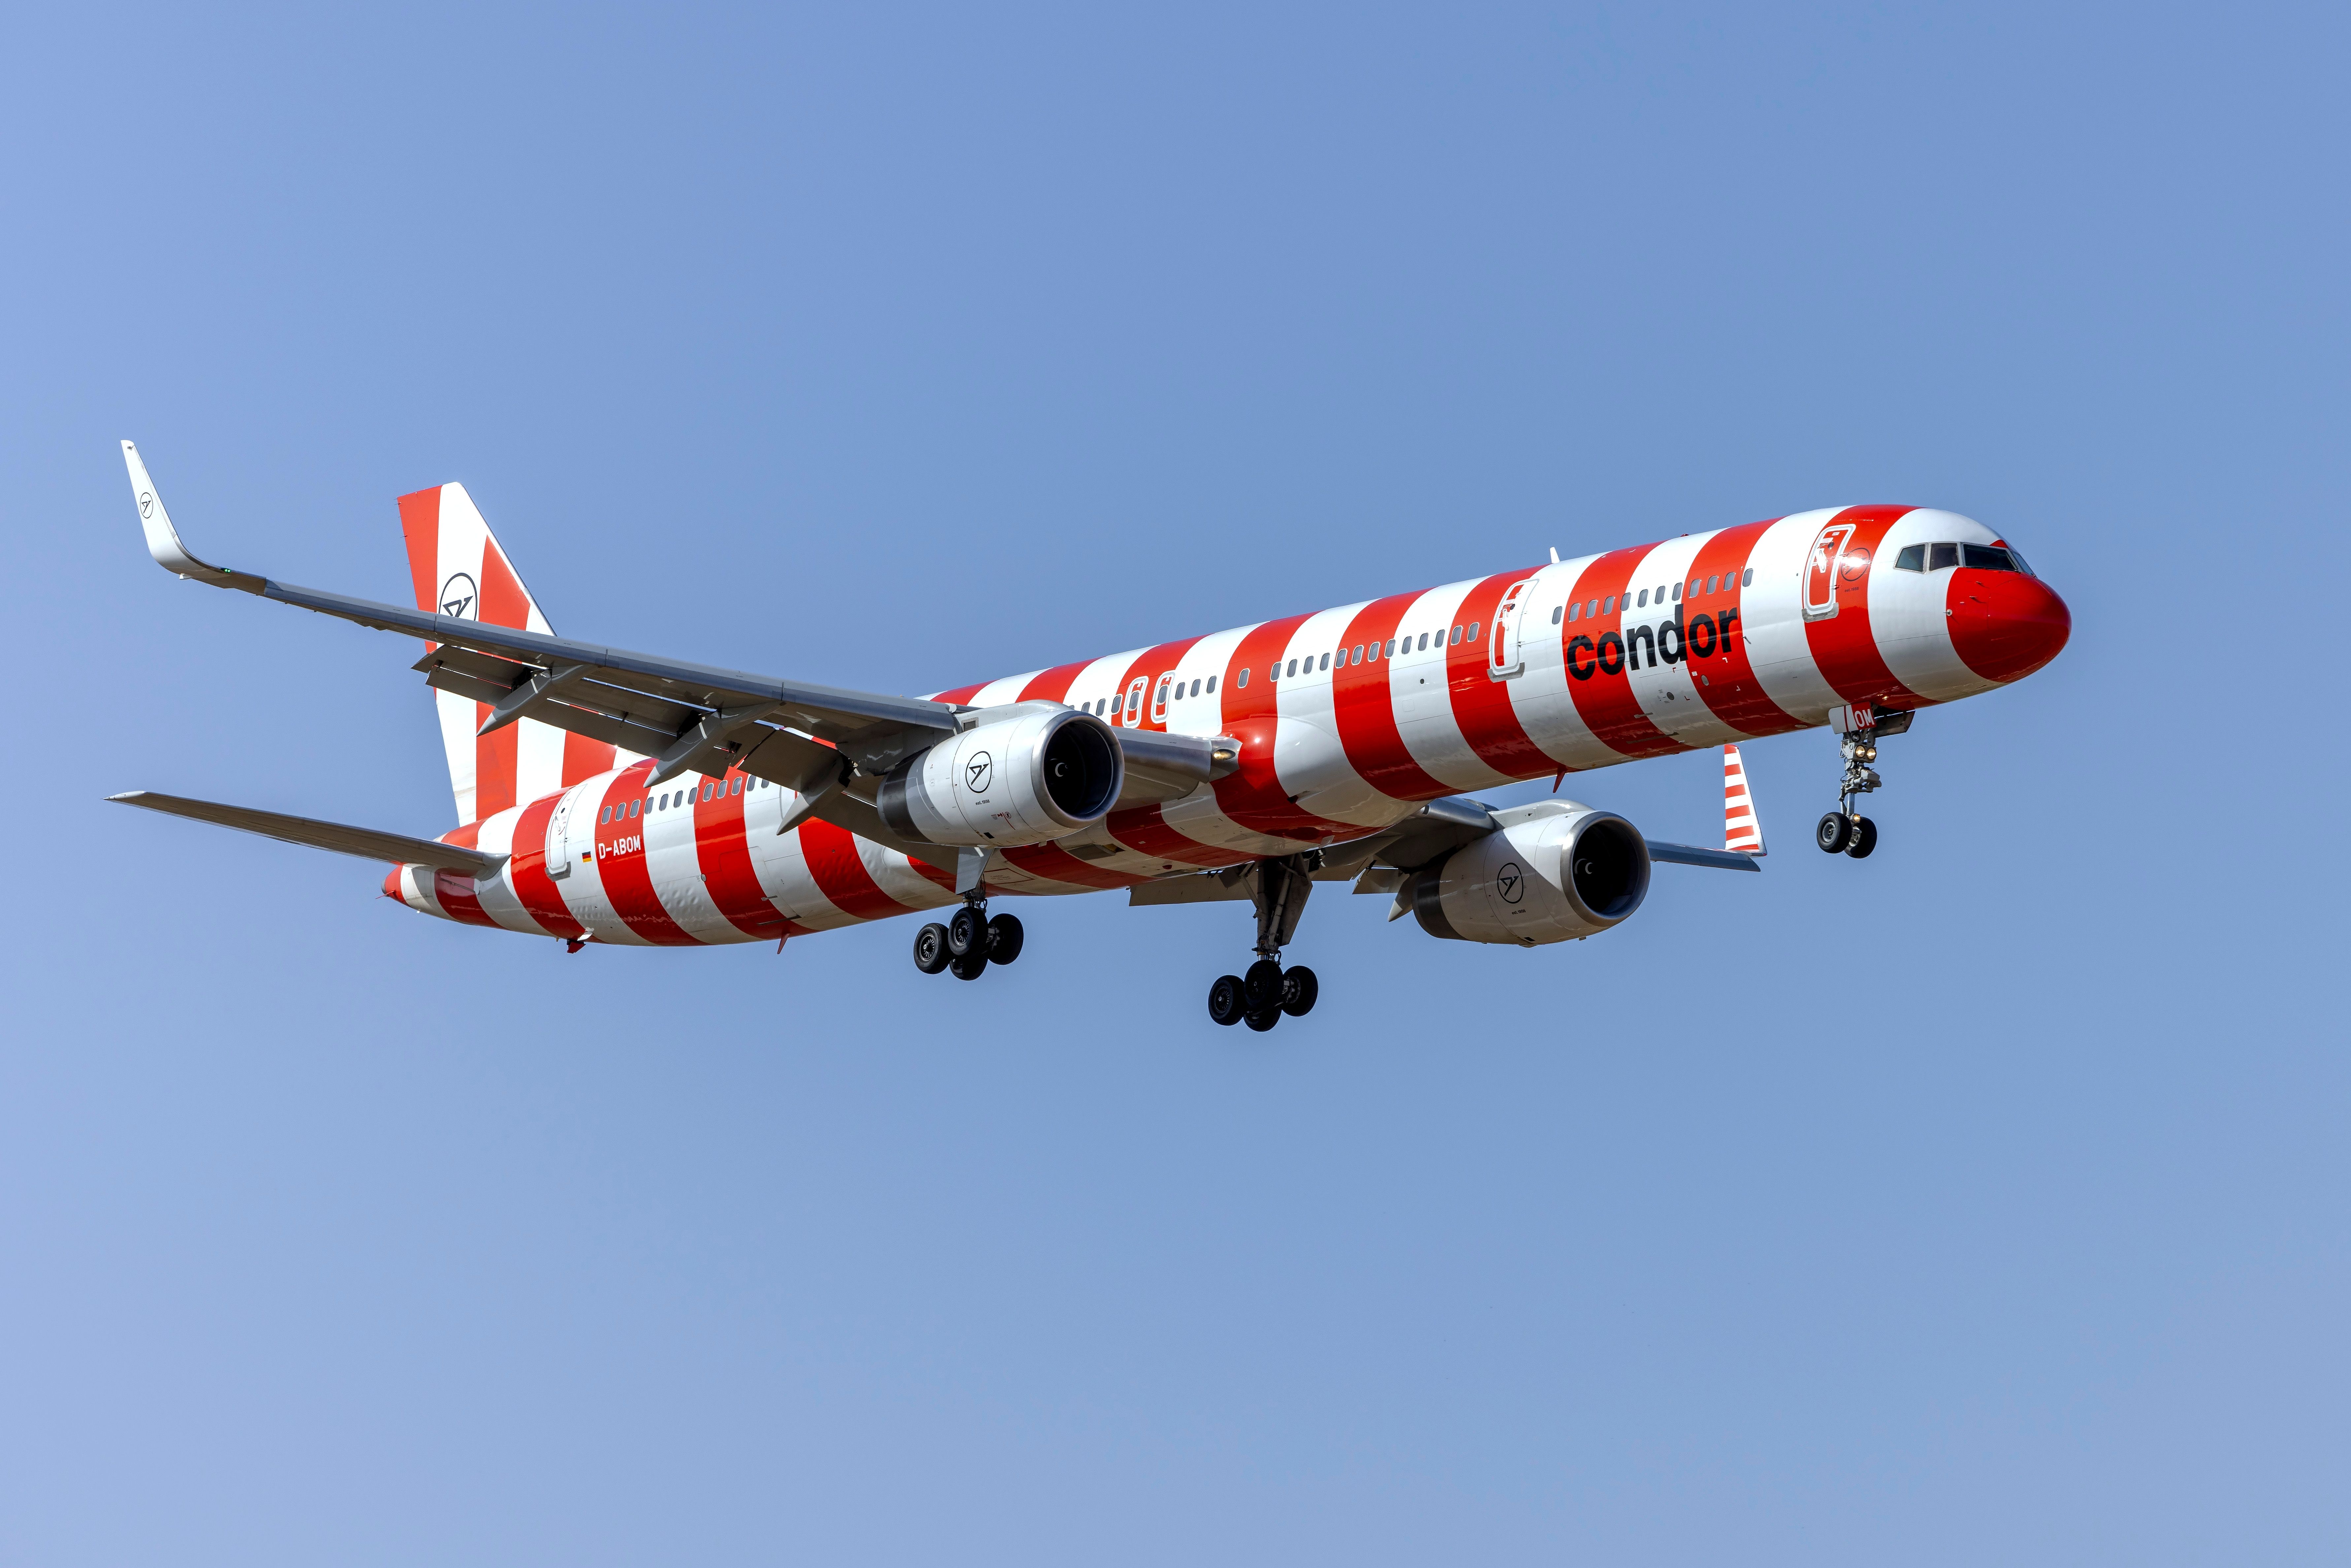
1816;705;1911;860
1206;852;1319;1031
912;898;1024;981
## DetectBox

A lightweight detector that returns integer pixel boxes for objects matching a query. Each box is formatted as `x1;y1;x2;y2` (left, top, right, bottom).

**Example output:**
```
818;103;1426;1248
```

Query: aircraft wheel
946;904;986;958
1815;812;1853;854
1845;816;1879;859
913;922;951;975
1208;974;1245;1026
1243;1008;1281;1032
1280;965;1319;1018
1242;958;1285;1012
949;949;989;981
986;912;1025;964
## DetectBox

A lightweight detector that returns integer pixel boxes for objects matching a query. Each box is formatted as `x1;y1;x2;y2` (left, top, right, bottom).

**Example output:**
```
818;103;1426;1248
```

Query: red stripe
998;841;1139;890
561;729;619;787
506;791;587;940
1800;506;1929;710
1681;521;1802;737
931;682;989;705
468;543;534;820
798;818;916;920
431;868;500;927
1213;615;1346;842
396;486;442;616
426;818;498;926
1444;567;1555;777
1106;803;1237;868
1330;594;1451;800
1016;661;1092;703
1557;547;1682;760
592;765;697;944
692;771;809;940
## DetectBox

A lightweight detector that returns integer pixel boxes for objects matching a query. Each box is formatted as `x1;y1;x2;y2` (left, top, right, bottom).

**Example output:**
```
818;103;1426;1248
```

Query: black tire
986;912;1025;965
1242;958;1285;1011
946;904;986;958
913;922;950;974
949;949;989;981
1208;974;1245;1026
1846;816;1878;859
1815;812;1852;854
1243;1008;1280;1032
1280;964;1319;1018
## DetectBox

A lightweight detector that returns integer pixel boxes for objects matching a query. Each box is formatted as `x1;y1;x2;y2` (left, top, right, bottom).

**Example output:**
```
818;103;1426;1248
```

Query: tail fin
397;483;625;822
1722;743;1766;855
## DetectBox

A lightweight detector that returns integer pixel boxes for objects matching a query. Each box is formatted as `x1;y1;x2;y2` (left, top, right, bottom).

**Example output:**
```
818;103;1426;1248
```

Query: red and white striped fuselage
391;503;2070;946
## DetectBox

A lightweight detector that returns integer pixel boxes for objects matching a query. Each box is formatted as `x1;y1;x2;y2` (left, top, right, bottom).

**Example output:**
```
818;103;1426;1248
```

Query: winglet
120;441;268;594
1723;743;1765;855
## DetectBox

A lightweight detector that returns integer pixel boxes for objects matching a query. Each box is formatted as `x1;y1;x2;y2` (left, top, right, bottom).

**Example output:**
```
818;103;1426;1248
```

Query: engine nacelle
1408;808;1651;945
877;704;1124;847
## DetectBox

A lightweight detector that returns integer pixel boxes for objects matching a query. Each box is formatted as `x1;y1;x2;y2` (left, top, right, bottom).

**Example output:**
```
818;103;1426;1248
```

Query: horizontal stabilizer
108;791;507;878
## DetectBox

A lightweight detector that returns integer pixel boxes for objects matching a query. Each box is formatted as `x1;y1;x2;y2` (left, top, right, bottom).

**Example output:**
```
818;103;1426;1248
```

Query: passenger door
1487;577;1537;680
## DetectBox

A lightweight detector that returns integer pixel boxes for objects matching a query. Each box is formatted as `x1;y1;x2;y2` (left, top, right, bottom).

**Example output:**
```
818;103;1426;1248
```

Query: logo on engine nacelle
1497;861;1524;904
965;751;993;793
439;572;478;619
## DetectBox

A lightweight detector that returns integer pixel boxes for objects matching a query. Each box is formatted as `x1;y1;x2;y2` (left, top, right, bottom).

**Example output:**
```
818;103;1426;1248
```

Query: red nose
1948;569;2070;683
382;866;405;901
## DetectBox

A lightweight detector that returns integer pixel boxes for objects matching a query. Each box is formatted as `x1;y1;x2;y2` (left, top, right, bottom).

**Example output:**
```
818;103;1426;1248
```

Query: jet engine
1407;808;1651;945
877;704;1124;847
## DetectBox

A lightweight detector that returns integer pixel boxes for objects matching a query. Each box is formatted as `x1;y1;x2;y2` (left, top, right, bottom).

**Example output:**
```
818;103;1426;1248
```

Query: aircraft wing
121;443;1235;805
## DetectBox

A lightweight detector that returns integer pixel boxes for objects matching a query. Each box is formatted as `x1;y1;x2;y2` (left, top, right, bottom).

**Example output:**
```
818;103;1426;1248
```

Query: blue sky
3;3;2345;1562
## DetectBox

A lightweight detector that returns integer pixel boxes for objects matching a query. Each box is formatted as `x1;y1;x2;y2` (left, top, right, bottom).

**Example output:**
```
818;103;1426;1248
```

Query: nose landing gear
1817;705;1910;859
1206;853;1320;1030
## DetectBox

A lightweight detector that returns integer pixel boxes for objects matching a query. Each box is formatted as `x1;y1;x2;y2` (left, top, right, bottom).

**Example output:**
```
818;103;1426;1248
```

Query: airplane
111;441;2070;1029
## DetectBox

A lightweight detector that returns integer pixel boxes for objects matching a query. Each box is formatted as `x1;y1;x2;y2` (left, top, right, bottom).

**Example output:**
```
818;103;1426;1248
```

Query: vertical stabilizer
1722;744;1765;855
396;484;629;822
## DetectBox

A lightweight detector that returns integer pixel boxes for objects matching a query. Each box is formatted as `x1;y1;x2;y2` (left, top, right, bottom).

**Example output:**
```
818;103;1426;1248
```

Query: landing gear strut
1817;705;1910;860
1207;853;1320;1030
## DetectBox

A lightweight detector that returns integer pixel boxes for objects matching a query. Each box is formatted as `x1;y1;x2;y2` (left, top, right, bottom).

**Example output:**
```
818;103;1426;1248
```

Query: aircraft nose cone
1948;568;2071;683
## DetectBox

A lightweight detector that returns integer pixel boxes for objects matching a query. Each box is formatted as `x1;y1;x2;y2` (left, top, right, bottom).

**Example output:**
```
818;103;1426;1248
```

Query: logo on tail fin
438;572;478;619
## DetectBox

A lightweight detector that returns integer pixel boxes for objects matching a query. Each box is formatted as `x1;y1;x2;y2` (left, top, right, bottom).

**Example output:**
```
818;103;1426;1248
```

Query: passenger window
1318;653;1330;671
1448;626;1460;645
1157;681;1169;702
599;805;611;824
1467;621;1479;640
1604;596;1616;613
629;800;640;818
1189;678;1200;697
1707;574;1719;593
1929;543;1959;571
1551;604;1563;624
1417;633;1429;651
1676;582;1687;601
1636;589;1648;608
732;778;743;795
1384;639;1396;657
1566;603;1580;622
1895;544;1926;572
1236;669;1248;688
1287;659;1298;677
1740;568;1753;588
1112;692;1124;714
1962;544;2018;571
1206;675;1217;693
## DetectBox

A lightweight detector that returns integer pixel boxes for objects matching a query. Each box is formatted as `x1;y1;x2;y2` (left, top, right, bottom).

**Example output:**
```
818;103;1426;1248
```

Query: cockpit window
1894;544;1926;572
1994;541;2035;576
1962;544;2020;572
1928;542;1960;572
